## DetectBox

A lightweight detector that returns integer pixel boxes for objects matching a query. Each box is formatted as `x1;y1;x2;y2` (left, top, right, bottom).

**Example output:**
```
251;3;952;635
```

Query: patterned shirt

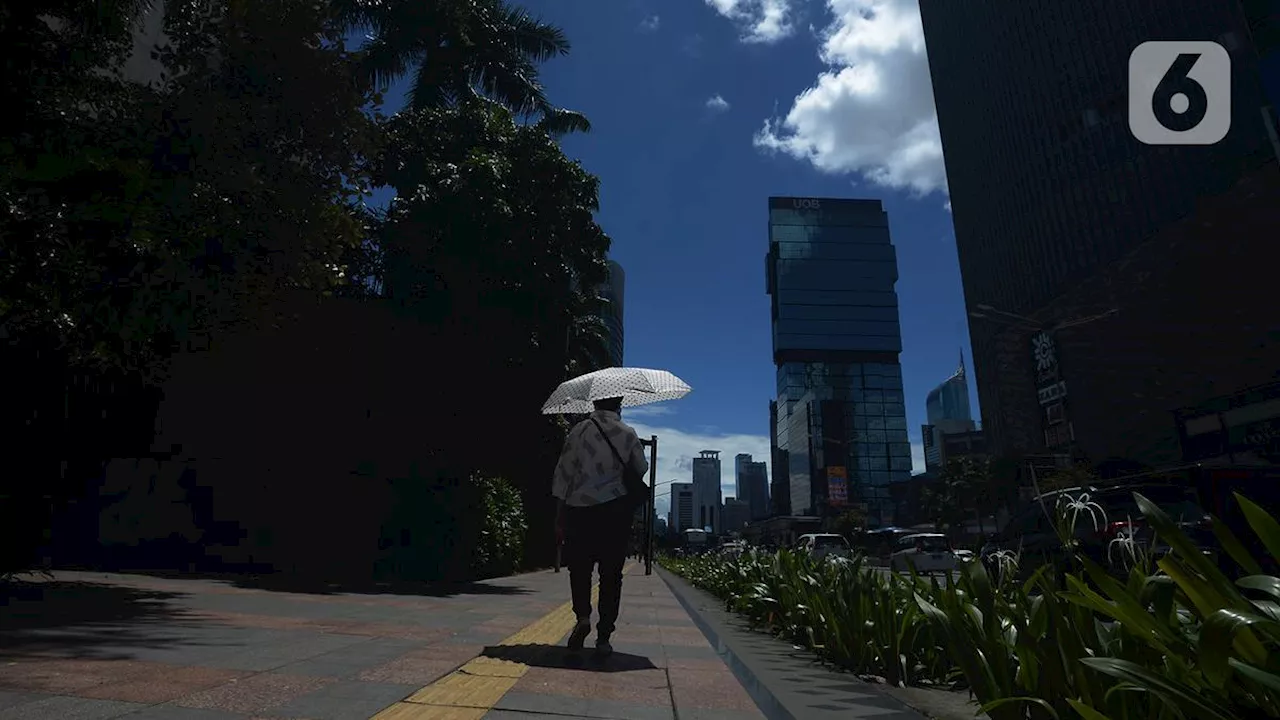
552;410;649;507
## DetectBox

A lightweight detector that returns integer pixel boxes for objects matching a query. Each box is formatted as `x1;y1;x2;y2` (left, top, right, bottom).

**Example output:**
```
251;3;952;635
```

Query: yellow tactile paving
370;564;636;719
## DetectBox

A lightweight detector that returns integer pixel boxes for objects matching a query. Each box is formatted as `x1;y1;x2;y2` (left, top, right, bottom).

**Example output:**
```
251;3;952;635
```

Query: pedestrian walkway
0;565;762;719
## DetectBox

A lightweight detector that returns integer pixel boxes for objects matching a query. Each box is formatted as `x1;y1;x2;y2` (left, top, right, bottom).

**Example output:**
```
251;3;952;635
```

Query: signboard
768;197;826;210
826;466;848;507
1031;331;1058;378
1044;422;1073;448
1038;381;1067;405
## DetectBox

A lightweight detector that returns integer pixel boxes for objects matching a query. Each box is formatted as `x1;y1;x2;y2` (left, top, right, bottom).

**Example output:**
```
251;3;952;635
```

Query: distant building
669;482;695;534
766;197;910;525
735;458;770;520
691;451;722;532
597;260;625;367
922;353;979;471
722;499;750;534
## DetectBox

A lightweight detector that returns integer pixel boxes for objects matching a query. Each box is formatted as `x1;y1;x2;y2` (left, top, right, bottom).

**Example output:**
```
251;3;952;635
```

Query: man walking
552;396;648;657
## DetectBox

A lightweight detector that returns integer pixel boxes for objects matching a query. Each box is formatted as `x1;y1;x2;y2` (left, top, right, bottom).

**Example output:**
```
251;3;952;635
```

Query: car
980;482;1216;578
953;549;976;563
890;533;957;573
795;533;851;560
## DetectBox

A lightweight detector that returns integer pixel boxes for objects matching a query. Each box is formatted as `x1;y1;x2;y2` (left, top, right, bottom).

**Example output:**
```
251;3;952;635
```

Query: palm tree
339;0;589;129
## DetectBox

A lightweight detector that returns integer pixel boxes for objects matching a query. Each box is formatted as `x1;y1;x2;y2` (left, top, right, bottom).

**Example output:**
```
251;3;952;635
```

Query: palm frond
492;4;570;63
537;108;591;137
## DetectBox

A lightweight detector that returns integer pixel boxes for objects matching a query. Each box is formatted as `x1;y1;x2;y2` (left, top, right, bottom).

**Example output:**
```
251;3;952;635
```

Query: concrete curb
658;565;947;720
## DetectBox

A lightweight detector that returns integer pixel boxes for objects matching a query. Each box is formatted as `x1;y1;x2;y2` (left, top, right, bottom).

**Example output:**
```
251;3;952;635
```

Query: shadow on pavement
482;644;657;672
0;580;214;661
109;569;534;598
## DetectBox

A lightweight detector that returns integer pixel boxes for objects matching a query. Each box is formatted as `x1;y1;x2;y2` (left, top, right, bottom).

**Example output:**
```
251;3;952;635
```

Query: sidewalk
0;565;762;719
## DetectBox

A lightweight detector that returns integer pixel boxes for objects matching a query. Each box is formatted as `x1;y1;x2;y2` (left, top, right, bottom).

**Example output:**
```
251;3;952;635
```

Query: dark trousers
564;498;632;638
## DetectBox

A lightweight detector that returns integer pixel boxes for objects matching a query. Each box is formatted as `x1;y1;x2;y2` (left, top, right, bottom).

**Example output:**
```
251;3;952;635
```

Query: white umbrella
540;367;692;415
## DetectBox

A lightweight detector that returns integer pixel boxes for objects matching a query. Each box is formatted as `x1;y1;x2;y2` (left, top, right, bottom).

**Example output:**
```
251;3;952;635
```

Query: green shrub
470;474;526;579
660;492;1280;720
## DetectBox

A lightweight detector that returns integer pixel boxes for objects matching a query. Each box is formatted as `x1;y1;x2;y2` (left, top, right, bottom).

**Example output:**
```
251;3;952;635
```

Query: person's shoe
594;637;613;658
566;619;591;651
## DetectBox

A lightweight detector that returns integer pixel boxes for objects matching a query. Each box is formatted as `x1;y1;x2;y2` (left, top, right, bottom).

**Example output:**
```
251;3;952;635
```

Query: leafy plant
470;474;527;579
661;491;1280;720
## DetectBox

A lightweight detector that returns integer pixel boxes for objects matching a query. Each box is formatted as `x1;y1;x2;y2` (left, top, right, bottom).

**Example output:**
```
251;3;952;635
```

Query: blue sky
370;0;980;515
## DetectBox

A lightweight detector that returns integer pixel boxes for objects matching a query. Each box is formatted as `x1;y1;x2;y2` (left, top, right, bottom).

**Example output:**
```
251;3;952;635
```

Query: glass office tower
766;197;911;524
918;0;1272;456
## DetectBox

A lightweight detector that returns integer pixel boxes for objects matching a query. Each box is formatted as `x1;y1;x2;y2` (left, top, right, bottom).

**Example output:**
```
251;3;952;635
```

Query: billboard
827;466;848;507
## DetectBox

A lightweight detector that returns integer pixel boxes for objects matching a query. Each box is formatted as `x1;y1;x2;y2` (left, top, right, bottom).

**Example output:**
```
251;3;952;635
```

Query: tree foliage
1;0;612;578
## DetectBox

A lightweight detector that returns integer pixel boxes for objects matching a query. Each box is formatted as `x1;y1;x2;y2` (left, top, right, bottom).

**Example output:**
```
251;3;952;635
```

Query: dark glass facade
925;363;972;426
923;359;976;470
918;0;1274;456
766;197;909;524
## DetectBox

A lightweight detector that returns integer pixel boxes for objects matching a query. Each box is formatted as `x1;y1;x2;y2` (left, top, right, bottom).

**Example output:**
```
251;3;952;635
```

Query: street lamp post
639;435;658;575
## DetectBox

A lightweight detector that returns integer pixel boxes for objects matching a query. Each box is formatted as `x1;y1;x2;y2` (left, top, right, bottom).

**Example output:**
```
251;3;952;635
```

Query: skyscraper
766;197;910;524
922;353;978;471
734;453;751;497
669;482;694;534
919;0;1276;459
734;454;770;521
768;400;791;516
597;260;625;367
691;450;722;532
742;461;769;520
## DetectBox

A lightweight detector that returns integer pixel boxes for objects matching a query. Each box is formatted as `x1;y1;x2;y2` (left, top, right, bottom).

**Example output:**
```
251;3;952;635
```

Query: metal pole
646;435;658;575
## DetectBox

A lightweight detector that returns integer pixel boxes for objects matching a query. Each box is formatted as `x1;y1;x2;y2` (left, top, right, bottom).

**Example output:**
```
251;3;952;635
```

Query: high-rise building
691;451;722;532
919;0;1278;460
722;498;750;534
766;197;910;524
738;459;770;520
768;400;791;516
597;260;625;367
922;353;978;471
669;482;695;534
734;453;750;496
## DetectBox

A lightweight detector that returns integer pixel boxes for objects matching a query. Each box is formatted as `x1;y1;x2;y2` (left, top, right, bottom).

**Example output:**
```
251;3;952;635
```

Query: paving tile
116;706;247;719
0;695;146;720
355;656;460;685
515;666;672;707
402;642;485;665
655;627;713;648
669;669;762;712
174;672;333;714
272;680;416;719
495;691;674;720
79;665;249;704
485;711;595;720
0;690;47;711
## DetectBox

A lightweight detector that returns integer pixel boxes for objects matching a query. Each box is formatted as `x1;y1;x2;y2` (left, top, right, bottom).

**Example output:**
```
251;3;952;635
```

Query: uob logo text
793;198;821;210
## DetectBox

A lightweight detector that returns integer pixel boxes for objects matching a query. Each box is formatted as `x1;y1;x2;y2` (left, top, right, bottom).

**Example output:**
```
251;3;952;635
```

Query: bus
682;528;708;553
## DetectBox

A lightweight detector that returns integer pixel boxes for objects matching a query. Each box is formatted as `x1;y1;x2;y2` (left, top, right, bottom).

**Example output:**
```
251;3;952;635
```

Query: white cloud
624;404;676;419
626;420;770;515
752;0;948;203
625;417;929;514
705;0;795;44
705;94;731;112
639;15;660;32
